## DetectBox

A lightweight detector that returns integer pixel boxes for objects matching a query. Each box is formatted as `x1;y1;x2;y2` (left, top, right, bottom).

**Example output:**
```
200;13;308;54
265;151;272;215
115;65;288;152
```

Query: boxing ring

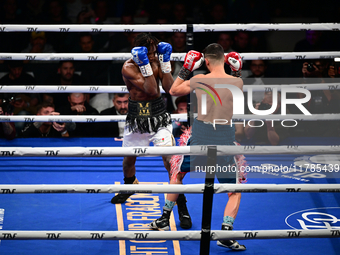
1;23;340;255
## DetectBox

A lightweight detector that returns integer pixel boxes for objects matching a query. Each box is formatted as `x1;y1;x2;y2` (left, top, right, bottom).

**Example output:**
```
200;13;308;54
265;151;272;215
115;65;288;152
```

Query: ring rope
0;23;339;32
1;113;340;123
1;52;340;61
1;83;339;93
0;229;338;240
0;24;187;32
193;23;340;32
0;184;339;194
0;114;187;123
1;145;339;157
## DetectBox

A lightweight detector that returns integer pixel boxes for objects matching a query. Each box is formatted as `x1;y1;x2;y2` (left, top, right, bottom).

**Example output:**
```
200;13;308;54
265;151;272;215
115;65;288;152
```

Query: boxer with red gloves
111;33;192;230
150;44;246;251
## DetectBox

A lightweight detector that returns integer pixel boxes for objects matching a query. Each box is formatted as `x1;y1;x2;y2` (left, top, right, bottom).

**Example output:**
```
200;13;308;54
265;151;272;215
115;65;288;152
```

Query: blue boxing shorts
171;118;240;184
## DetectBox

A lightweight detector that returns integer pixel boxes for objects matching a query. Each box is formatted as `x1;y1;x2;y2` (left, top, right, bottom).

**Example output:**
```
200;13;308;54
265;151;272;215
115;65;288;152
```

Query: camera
307;62;316;72
258;102;271;110
0;97;15;114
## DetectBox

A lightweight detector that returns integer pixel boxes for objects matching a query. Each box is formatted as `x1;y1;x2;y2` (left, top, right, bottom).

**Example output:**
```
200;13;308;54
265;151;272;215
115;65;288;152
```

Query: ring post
186;24;194;127
200;146;217;255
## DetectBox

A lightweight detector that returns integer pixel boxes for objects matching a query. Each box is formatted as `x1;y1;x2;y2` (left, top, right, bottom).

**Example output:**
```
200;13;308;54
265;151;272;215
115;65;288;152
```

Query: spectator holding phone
20;102;69;138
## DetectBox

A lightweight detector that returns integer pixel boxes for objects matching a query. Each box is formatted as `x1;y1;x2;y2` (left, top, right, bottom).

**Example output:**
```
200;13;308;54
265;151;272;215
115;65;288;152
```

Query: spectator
294;31;332;52
0;101;16;139
0;61;39;110
224;32;251;73
327;61;340;79
229;0;270;23
172;96;188;137
305;89;340;137
104;12;135;53
170;3;192;24
206;2;228;24
303;61;340;137
47;61;85;110
64;3;110;53
96;93;129;138
118;32;141;52
23;0;45;23
217;32;234;53
292;31;335;77
171;32;186;53
244;91;290;145
247;60;268;79
21;32;56;63
233;31;251;53
43;0;71;53
20;102;70;138
65;0;95;24
149;15;171;43
0;60;40;133
79;32;95;53
58;93;99;137
93;0;110;24
77;33;110;90
244;60;270;108
301;59;329;79
148;2;172;22
0;0;25;24
90;0;111;51
76;6;95;24
44;0;71;24
0;0;27;53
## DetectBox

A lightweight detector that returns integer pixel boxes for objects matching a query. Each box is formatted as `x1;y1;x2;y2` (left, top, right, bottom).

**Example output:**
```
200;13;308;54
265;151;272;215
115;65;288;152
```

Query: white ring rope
0;24;187;32
0;114;187;123
1;83;340;93
0;229;338;240
194;23;340;32
0;23;339;32
1;145;340;157
1;52;340;61
0;184;339;194
1;113;340;123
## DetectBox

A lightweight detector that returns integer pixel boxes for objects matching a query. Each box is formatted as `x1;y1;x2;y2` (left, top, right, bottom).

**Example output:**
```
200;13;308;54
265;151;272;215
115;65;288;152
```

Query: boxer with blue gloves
111;33;192;229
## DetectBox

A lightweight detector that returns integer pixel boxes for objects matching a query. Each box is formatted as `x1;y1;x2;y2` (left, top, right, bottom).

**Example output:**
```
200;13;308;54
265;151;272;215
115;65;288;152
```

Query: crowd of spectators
0;0;339;54
0;0;339;142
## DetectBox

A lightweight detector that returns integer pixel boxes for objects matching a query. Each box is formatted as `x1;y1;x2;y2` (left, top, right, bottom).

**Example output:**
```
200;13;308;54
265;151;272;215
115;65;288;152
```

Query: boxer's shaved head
203;43;224;65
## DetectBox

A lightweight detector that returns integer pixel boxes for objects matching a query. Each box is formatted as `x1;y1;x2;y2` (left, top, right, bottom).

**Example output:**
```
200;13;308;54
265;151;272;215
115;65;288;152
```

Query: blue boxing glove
157;42;172;73
131;46;153;77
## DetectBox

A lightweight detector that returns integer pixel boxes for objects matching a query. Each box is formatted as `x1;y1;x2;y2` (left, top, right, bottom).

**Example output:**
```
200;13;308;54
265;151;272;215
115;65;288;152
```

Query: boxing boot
111;176;139;204
177;194;192;229
217;223;246;251
149;207;171;231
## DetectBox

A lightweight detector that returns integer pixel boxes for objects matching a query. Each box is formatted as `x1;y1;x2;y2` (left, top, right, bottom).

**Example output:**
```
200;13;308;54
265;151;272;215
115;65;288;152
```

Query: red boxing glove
183;50;204;72
178;50;204;80
225;52;242;72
